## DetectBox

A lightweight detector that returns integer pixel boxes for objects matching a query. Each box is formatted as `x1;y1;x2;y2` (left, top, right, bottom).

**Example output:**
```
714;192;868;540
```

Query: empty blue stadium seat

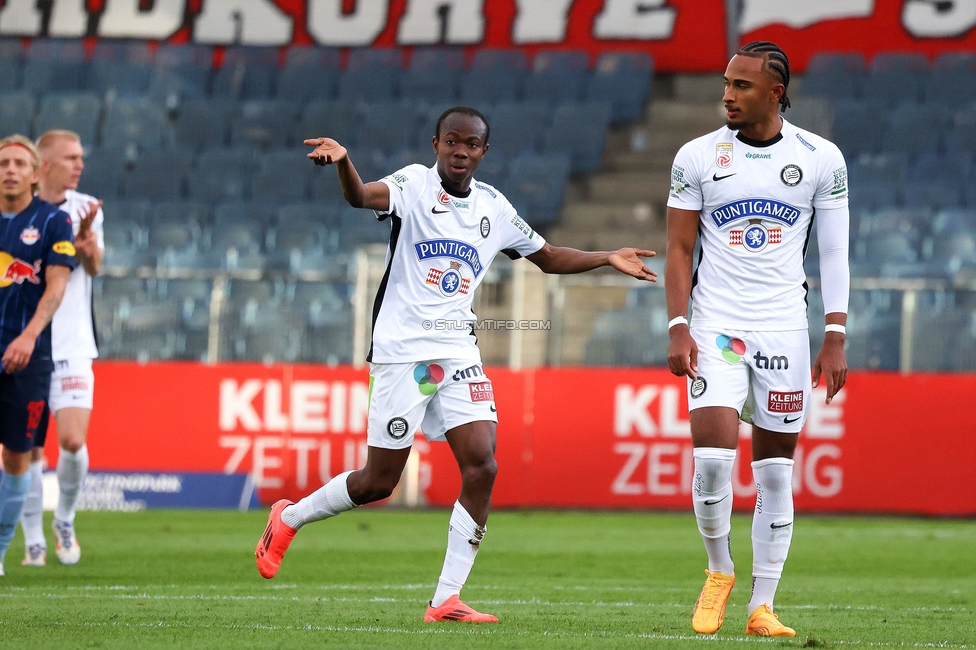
542;102;611;174
801;53;866;101
148;44;212;101
883;102;949;157
831;101;884;157
902;151;968;210
101;198;153;227
101;99;168;150
188;148;255;202
277;202;339;228
339;48;402;102
400;47;464;102
932;207;976;235
211;46;278;100
587;52;653;124
946;106;976;157
250;149;313;203
88;42;152;96
358;103;423;152
35;93;102;146
277;46;341;102
0;39;24;89
460;48;529;105
173;98;235;150
299;101;360;148
483;101;549;157
0;92;35;137
523;50;590;105
78;147;130;199
152;201;211;229
231;100;301;150
863;53;929;105
123;150;188;201
924;53;976;107
504;152;571;225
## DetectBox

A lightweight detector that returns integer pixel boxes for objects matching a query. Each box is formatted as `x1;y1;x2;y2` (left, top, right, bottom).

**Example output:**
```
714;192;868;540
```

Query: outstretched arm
526;243;656;280
305;138;391;212
665;207;700;379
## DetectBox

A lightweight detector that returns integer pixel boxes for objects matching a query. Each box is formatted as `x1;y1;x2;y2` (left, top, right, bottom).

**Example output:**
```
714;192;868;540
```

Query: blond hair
0;133;42;171
36;129;81;158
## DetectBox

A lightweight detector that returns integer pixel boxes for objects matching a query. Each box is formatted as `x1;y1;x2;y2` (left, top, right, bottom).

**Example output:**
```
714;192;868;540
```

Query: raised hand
304;138;348;166
609;248;657;281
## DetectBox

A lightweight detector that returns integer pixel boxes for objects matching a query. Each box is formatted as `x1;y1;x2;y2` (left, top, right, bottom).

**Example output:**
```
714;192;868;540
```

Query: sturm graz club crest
741;222;769;252
387;417;408;440
780;164;802;186
480;216;490;238
690;376;707;399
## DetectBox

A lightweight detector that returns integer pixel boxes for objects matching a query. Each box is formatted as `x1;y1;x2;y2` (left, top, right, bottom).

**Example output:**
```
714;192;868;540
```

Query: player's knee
461;454;497;488
59;435;85;454
353;472;400;504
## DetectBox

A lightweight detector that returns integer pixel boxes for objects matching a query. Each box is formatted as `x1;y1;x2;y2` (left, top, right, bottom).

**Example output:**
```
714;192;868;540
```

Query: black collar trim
735;131;783;148
440;182;471;199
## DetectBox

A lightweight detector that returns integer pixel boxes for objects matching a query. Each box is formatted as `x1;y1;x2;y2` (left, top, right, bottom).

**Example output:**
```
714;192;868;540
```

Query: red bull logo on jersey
710;198;801;228
0;253;41;287
415;239;483;277
19;227;39;245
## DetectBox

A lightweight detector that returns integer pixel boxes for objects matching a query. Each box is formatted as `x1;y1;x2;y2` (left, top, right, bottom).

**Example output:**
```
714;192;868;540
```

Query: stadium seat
231;99;301;150
100;99;169;150
0;92;36;139
250;149;313;203
148;44;212;101
586;52;653;124
847;153;907;212
211;46;278;100
848;180;901;213
101;198;153;228
946;106;976;158
400;47;465;102
929;229;976;266
845;289;901;370
276;202;339;229
542;102;612;174
924;53;976;107
862;53;929;106
801;53;866;101
188;147;255;202
504;152;572;225
860;231;918;264
172;98;235;150
0;39;24;90
88;42;152;97
358;102;423;152
79;147;131;199
902;152;967;211
299;100;360;148
460;48;529;104
883;102;949;157
22;39;86;94
830;101;884;157
152;201;211;230
484;101;550;158
277;46;341;102
336;205;391;249
523;50;589;105
386;148;436;173
338;48;402;102
34;93;102;146
123;150;189;201
931;207;976;235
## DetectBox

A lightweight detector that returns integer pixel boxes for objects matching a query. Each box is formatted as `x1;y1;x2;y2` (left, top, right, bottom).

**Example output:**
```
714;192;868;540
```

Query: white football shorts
367;359;498;450
49;357;95;412
687;327;811;433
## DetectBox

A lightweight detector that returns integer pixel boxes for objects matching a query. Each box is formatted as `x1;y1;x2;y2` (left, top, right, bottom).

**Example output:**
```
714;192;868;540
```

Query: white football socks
20;460;46;547
692;447;737;575
431;501;486;608
281;471;357;530
749;458;795;613
55;445;89;524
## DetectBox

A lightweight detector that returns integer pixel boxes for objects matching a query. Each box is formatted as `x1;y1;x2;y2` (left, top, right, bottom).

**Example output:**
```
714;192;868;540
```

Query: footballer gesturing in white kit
665;43;850;637
255;106;657;623
19;130;103;567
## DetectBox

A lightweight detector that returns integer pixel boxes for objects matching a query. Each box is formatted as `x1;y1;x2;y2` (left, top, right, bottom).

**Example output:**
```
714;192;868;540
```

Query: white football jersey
667;118;848;331
370;164;546;363
51;189;104;360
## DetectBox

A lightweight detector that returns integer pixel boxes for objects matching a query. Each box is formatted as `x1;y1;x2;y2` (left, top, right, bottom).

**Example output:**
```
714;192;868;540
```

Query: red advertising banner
2;1;975;72
45;362;976;516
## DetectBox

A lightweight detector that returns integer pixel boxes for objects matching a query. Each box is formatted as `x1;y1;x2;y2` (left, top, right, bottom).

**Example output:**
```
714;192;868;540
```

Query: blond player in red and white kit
20;130;103;567
665;43;850;637
255;107;657;623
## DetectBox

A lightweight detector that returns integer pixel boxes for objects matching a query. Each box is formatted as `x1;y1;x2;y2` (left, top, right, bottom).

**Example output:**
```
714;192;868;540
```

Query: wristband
825;324;846;335
668;316;689;330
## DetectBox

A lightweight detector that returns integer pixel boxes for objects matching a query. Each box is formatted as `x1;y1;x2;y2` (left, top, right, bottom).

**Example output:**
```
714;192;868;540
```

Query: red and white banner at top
1;0;976;72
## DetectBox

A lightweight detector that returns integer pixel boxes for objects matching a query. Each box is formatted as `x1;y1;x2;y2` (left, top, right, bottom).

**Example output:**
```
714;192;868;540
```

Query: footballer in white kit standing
665;43;850;637
255;106;658;623
19;130;104;567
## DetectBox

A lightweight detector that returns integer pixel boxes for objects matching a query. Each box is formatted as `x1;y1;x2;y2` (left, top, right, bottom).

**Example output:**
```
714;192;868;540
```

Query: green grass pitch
0;509;973;648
